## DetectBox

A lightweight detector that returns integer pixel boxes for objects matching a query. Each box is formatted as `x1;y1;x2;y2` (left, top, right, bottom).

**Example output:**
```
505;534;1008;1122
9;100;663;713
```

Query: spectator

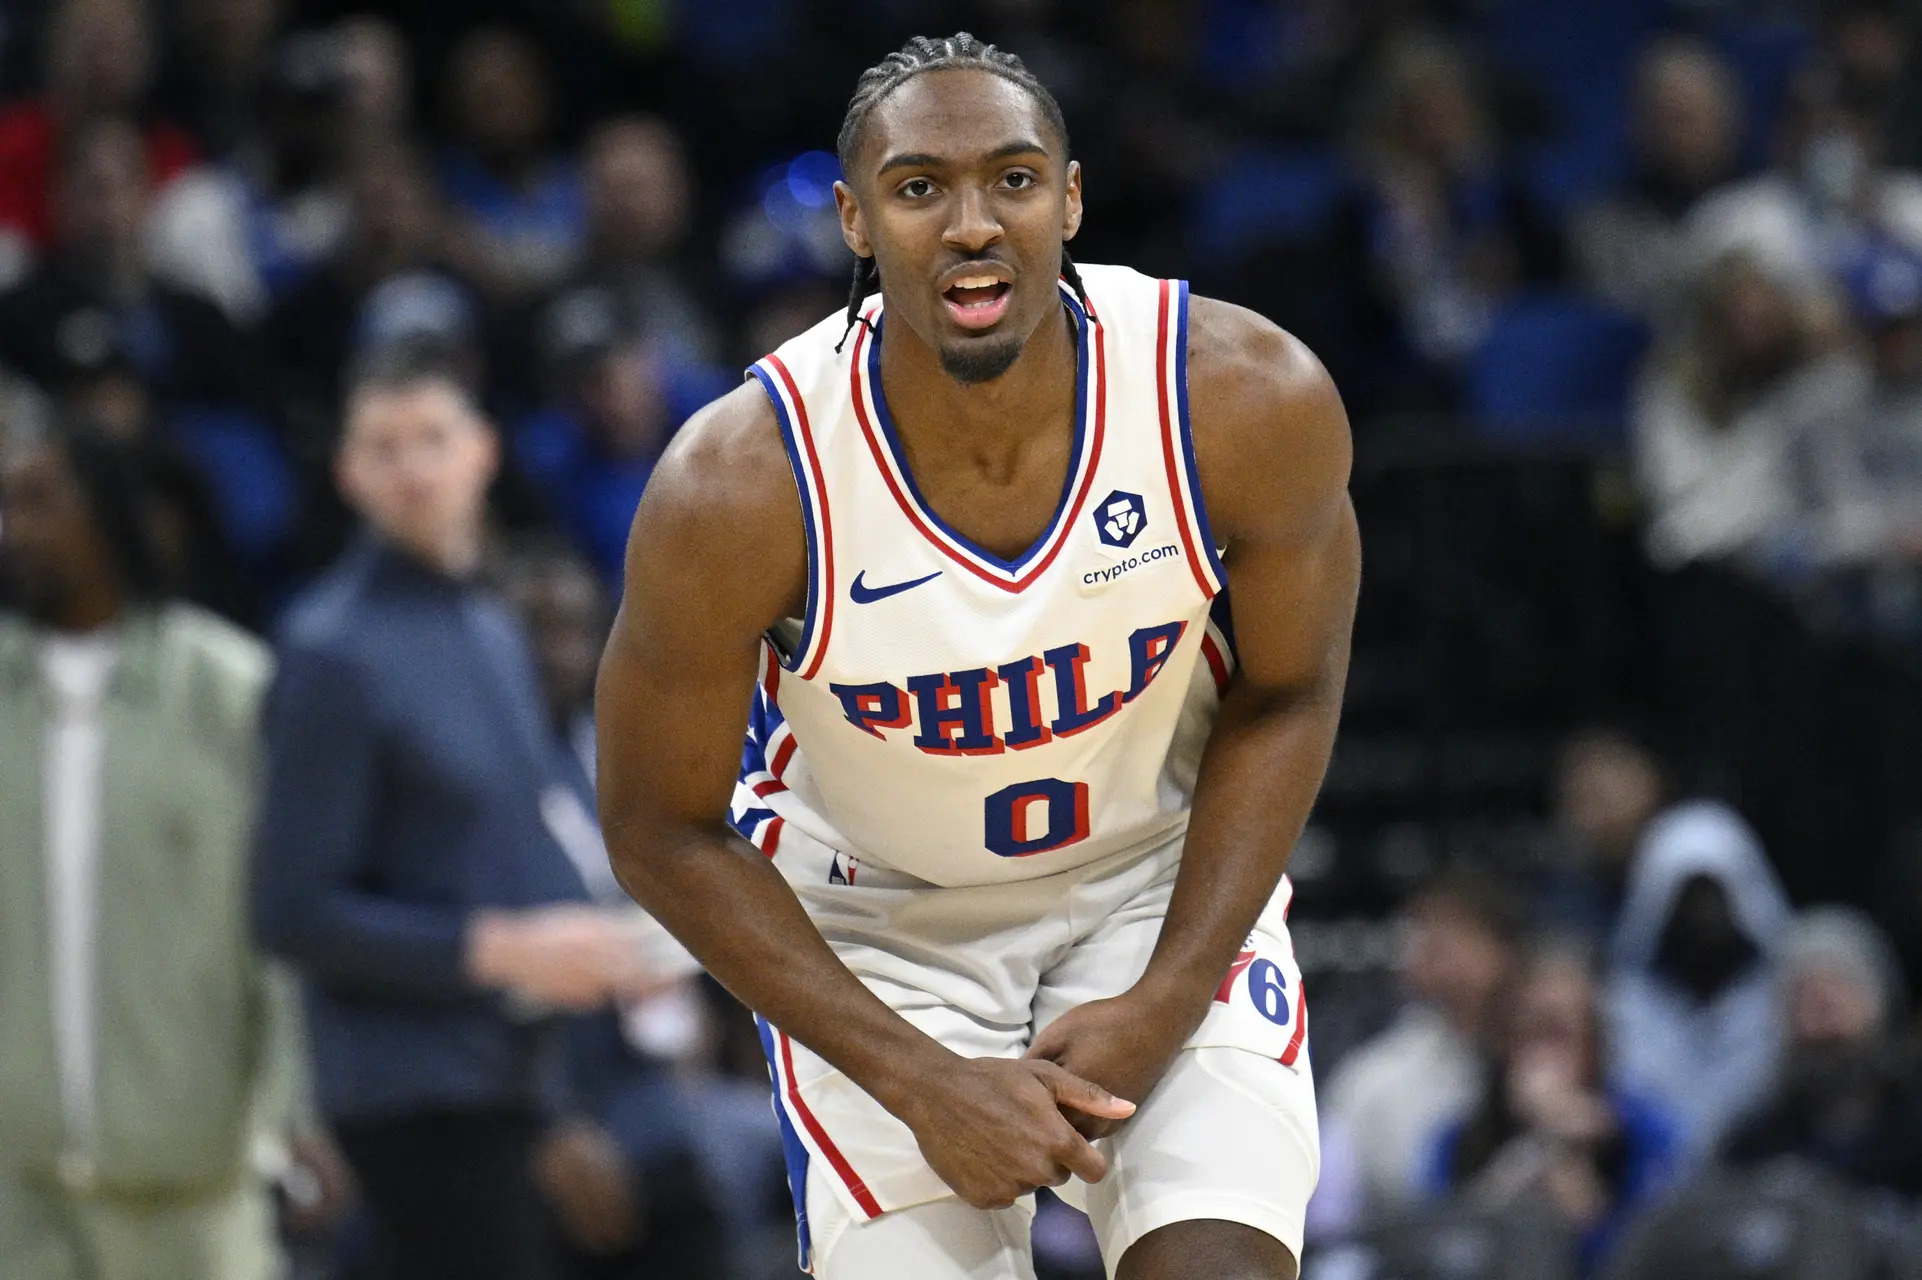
1342;28;1565;411
500;536;608;785
0;0;199;265
499;540;728;1279
334;17;411;139
158;0;282;161
33;336;258;623
1322;869;1525;1227
148;23;393;324
495;538;706;1030
251;343;658;1280
516;286;727;583
1722;906;1922;1196
500;539;793;1275
739;275;845;366
1605;798;1791;1162
280;266;495;580
1537;726;1670;946
1631;249;1868;572
0;113;276;615
267;136;452;446
1818;239;1922;625
439;27;584;302
0;119;264;617
351;270;488;397
0;115;256;419
0;407;340;1278
1684;67;1922;295
1573;38;1746;324
1818;0;1922;170
1426;945;1679;1275
567;115;717;363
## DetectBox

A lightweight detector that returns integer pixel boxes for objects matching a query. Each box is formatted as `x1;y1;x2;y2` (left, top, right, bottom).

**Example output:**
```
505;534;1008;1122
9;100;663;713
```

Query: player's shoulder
1185;295;1342;438
640;300;862;559
619;374;807;629
644;377;796;541
1182;293;1352;541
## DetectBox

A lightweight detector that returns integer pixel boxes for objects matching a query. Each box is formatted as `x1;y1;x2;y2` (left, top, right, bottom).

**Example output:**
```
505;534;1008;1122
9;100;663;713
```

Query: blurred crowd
1307;734;1922;1278
3;0;1922;1278
2;0;1922;631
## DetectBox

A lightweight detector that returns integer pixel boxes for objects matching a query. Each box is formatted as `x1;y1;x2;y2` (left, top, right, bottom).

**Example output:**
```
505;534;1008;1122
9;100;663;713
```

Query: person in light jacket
0;403;329;1279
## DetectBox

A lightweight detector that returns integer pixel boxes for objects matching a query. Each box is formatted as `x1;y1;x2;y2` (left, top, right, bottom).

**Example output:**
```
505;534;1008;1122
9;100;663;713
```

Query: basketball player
595;34;1359;1280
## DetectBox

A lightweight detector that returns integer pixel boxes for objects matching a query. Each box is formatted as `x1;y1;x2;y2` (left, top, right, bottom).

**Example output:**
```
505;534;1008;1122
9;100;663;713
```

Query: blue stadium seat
166;406;297;561
1188;146;1347;263
1466;292;1649;441
1711;18;1815;169
1473;0;1665;211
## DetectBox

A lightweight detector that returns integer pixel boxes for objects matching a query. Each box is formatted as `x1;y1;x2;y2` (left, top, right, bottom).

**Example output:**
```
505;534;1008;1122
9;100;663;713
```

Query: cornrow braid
1058;250;1092;318
832;32;1093;353
836;32;1070;177
835;256;880;355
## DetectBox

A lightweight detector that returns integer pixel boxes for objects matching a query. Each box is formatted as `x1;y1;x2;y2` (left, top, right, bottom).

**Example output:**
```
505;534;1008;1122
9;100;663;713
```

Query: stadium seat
1188;146;1348;264
1710;18;1816;170
1471;0;1666;211
1598;1158;1922;1280
1305;1201;1579;1280
165;406;297;561
1465;292;1649;442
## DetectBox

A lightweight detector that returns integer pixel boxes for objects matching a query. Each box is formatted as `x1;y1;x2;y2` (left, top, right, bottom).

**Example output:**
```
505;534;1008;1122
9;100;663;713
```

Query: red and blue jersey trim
728;643;797;857
754;1014;817;1273
756;1012;882;1274
849;283;1107;593
1157;279;1227;599
748;354;836;679
1200;588;1237;696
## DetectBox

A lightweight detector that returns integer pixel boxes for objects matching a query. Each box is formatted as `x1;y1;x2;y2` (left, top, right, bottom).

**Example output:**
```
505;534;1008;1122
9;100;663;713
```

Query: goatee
940;336;1024;385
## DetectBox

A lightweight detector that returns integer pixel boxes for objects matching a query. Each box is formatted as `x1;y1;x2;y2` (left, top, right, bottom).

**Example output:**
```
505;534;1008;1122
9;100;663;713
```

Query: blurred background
3;0;1922;1277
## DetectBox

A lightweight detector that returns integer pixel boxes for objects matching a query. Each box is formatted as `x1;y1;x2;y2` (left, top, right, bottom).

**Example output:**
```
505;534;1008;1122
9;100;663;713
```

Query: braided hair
833;33;1091;353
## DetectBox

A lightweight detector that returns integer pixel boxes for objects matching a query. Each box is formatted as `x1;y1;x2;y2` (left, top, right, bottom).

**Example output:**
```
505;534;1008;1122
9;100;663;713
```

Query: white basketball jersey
729;263;1239;888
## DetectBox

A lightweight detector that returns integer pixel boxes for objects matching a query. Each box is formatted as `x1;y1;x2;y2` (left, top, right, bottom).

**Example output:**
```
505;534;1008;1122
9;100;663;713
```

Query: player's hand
1025;993;1191;1140
898;1057;1134;1209
465;905;658;1011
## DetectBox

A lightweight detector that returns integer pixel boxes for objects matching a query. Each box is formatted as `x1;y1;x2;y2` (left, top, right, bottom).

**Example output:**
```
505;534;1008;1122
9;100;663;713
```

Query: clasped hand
900;992;1192;1210
899;1056;1134;1210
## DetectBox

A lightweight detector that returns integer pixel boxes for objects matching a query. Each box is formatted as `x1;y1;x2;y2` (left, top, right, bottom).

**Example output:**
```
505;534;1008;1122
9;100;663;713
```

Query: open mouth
941;276;1013;330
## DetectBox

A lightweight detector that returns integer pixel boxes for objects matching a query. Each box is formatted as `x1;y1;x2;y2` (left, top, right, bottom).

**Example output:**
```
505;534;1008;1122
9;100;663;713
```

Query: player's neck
878;302;1079;466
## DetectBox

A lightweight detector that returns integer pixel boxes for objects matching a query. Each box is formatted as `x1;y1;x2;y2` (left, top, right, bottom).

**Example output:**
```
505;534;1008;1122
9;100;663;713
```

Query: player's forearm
1132;677;1344;1025
607;825;955;1113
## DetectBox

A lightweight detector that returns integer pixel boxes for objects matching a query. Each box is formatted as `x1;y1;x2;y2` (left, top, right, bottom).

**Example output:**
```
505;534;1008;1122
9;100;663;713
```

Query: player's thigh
1078;1047;1319;1280
808;1166;1039;1280
1030;853;1179;1032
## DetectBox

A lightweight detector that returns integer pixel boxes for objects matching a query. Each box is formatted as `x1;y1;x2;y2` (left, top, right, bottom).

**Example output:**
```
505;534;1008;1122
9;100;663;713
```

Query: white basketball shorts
756;824;1321;1278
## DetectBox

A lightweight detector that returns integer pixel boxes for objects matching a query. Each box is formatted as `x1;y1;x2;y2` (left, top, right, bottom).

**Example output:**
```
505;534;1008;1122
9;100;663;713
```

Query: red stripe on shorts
779;1030;882;1218
1279;980;1308;1067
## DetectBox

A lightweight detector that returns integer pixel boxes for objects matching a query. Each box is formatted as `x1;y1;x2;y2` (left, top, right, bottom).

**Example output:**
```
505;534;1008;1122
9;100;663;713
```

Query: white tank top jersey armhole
728;263;1242;889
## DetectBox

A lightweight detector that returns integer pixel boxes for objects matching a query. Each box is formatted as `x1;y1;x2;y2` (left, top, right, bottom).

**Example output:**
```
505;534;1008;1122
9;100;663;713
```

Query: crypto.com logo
1094;490;1147;549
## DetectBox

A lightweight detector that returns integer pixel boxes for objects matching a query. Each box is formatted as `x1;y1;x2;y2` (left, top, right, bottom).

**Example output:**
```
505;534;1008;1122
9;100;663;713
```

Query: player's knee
1115;1220;1297;1280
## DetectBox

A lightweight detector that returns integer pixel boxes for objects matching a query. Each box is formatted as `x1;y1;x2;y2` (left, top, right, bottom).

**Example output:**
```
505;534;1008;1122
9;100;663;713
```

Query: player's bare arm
1027;297;1359;1129
595;381;1133;1210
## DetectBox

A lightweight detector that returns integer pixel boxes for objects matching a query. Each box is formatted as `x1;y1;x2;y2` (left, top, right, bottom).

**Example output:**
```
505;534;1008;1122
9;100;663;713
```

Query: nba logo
1095;490;1147;549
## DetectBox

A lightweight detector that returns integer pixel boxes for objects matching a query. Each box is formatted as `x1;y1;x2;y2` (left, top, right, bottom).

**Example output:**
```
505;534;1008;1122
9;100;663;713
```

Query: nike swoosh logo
849;569;942;604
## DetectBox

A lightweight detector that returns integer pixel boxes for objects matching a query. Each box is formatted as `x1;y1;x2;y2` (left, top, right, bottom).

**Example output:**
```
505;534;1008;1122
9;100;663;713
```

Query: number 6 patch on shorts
1186;897;1309;1069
